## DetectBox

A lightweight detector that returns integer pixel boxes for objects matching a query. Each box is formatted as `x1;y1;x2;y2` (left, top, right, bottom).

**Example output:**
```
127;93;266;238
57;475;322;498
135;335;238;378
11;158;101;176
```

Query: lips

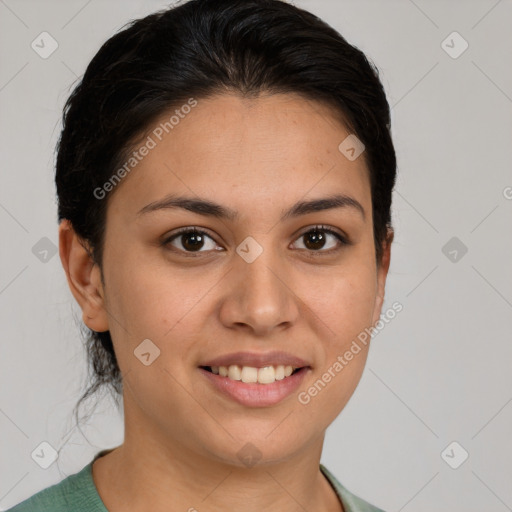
200;350;311;369
199;365;311;407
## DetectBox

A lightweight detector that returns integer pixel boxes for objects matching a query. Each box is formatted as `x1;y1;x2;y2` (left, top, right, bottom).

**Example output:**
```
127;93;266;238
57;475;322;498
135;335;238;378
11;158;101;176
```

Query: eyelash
161;225;349;257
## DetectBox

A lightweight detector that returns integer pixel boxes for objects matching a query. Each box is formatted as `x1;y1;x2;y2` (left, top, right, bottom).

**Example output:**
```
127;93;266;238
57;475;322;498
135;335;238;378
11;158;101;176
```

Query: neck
92;410;343;512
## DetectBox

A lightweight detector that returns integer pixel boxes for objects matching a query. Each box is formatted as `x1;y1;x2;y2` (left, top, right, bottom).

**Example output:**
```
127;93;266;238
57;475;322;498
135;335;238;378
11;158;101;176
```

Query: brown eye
292;226;347;253
163;228;219;253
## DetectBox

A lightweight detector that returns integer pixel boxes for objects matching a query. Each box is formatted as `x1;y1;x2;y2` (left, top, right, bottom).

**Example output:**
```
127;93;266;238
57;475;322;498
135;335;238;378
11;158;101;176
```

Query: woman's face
74;92;391;467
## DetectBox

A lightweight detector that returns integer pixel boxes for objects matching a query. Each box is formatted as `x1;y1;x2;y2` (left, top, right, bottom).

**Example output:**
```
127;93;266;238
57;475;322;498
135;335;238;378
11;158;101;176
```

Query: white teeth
228;365;242;380
209;364;299;384
257;366;276;384
274;365;285;380
241;366;258;383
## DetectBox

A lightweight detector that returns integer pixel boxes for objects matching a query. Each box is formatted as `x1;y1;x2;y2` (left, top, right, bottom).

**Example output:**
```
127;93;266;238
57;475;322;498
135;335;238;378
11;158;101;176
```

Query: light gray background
1;0;511;510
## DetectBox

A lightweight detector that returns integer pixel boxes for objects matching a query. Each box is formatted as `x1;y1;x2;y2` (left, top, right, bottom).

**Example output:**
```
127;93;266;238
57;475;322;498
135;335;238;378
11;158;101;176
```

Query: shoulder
5;461;105;512
320;464;387;512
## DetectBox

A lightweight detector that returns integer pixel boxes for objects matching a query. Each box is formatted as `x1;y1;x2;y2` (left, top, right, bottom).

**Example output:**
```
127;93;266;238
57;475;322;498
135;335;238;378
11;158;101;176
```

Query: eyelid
161;226;220;252
163;225;217;240
294;224;349;244
291;224;349;255
161;224;352;258
162;224;350;255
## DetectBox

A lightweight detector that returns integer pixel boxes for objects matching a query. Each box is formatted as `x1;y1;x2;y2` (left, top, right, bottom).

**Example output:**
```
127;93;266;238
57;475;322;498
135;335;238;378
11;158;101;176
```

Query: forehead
107;92;371;219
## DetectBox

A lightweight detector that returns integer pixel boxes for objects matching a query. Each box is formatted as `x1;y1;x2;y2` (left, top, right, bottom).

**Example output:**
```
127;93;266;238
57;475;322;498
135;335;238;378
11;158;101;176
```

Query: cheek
103;262;205;412
295;266;376;423
298;352;368;435
100;254;169;345
303;265;376;421
298;261;377;342
105;247;200;328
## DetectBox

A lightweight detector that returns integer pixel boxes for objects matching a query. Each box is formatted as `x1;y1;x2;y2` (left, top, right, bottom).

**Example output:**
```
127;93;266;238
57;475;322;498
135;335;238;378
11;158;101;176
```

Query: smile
201;364;303;385
198;365;310;407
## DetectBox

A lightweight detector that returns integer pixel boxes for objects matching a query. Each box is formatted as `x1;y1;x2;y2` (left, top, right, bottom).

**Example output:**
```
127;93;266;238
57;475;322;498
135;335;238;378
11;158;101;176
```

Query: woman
7;0;395;510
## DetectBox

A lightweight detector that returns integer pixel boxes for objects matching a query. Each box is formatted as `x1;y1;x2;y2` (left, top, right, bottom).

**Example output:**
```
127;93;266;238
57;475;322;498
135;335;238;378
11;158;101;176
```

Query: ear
58;219;109;332
371;227;394;327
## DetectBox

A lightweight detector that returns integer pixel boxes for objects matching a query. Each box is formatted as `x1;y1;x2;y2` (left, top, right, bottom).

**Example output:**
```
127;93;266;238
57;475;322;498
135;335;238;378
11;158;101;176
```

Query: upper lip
200;350;311;369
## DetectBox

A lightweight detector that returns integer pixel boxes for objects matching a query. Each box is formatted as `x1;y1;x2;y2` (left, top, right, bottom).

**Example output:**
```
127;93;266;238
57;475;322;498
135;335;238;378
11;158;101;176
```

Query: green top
6;452;385;512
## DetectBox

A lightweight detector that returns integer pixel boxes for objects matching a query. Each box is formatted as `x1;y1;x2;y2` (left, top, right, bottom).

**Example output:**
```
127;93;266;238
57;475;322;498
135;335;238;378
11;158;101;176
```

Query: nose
218;247;300;337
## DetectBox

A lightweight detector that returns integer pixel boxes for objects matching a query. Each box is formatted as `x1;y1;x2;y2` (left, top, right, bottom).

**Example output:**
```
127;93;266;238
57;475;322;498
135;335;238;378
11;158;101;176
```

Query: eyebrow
137;193;366;222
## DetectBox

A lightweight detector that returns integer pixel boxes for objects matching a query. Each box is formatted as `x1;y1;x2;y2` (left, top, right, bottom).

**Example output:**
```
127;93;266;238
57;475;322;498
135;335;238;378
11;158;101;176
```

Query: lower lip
198;367;310;407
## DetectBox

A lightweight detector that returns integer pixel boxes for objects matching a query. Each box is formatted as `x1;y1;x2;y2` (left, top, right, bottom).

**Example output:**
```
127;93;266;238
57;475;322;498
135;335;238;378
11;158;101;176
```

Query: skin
59;92;393;512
